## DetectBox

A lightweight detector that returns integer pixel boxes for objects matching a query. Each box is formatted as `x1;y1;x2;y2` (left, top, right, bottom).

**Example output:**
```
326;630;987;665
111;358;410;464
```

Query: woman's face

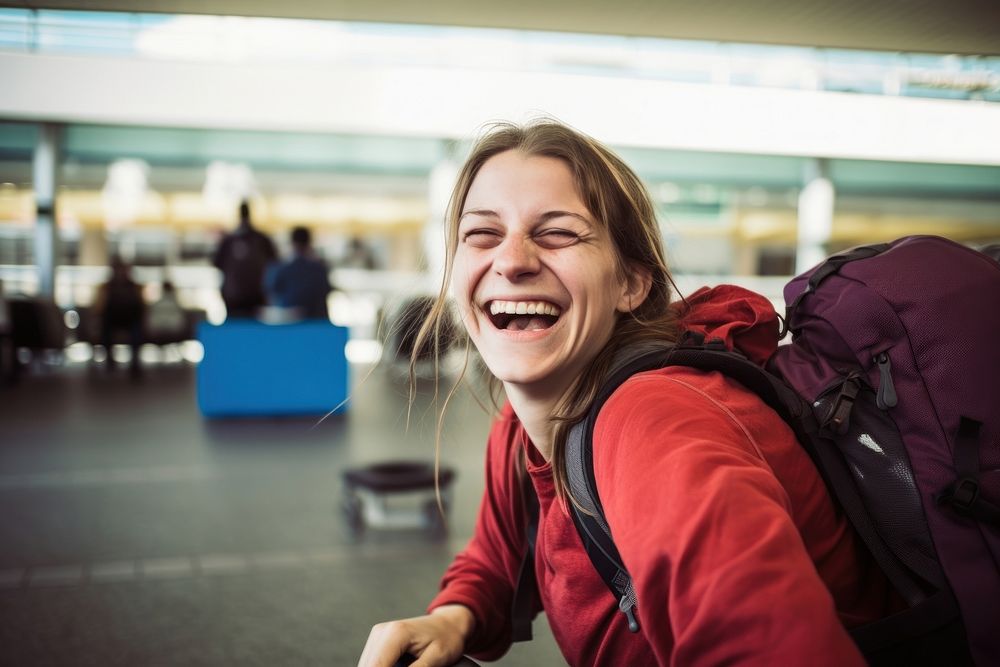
452;150;638;399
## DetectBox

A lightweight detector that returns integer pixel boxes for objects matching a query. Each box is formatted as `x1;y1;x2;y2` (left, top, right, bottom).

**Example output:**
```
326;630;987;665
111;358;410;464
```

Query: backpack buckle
677;331;706;349
704;337;728;352
823;377;860;435
942;477;980;514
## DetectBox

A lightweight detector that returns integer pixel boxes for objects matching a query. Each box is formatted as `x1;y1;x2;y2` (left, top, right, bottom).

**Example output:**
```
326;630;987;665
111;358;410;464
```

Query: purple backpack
769;235;1000;665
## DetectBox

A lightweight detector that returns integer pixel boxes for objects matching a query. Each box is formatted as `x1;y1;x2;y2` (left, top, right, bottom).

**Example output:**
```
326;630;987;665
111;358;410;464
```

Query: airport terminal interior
1;2;999;665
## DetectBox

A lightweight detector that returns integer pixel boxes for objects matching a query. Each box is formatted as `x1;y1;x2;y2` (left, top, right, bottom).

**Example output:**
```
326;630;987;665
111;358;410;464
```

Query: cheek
449;258;480;332
451;249;487;304
579;265;628;317
449;253;470;303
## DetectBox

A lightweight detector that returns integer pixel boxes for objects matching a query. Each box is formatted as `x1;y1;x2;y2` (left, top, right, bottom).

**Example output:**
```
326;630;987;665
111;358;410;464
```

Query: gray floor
0;356;564;666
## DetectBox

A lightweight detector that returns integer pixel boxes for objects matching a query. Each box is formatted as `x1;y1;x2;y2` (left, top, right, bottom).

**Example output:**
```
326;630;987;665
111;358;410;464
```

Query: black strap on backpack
936;417;1000;524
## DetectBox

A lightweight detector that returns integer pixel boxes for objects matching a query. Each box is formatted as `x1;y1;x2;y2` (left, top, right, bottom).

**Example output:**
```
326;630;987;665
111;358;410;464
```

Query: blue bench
196;320;349;417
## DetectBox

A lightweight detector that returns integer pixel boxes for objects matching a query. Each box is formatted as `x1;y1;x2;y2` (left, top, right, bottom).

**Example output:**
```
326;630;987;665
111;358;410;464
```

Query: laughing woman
358;121;895;667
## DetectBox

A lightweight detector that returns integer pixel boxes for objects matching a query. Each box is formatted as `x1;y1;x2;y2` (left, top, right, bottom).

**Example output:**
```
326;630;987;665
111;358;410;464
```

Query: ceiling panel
3;0;999;54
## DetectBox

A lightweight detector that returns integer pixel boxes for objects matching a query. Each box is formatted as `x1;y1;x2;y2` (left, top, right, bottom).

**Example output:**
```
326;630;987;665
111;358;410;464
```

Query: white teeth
488;300;561;317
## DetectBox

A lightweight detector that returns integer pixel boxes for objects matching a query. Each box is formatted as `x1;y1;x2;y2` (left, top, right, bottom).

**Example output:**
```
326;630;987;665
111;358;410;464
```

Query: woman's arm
358;604;474;667
426;406;533;660
362;406;529;665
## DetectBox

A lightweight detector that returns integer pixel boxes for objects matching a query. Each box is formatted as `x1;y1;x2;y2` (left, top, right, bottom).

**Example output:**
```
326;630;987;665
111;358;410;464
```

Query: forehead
463;150;585;211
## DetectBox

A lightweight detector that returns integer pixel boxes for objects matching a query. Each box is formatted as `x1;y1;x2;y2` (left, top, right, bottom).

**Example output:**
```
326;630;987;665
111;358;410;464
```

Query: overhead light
657;182;681;203
101;158;150;231
202;161;257;222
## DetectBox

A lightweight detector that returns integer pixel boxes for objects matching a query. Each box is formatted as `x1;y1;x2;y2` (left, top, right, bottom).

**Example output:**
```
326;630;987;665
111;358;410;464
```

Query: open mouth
487;300;562;332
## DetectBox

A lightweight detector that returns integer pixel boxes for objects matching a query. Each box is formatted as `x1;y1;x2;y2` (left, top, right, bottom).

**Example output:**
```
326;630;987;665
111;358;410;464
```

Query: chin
483;362;543;385
470;321;573;391
478;353;552;386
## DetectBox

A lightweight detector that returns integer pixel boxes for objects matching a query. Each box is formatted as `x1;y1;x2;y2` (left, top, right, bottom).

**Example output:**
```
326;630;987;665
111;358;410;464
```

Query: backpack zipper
874;352;898;410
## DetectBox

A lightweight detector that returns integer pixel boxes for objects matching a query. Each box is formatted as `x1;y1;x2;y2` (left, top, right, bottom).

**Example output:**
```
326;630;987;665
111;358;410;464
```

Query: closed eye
535;228;582;249
462;229;503;248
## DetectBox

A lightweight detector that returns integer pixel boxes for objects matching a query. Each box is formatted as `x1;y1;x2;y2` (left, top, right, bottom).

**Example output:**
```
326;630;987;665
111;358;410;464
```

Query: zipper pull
619;594;640;633
875;353;898;410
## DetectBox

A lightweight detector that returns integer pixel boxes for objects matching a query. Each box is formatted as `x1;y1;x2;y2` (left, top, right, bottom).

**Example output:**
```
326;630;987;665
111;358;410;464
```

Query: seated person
266;226;332;320
94;256;145;376
145;280;189;345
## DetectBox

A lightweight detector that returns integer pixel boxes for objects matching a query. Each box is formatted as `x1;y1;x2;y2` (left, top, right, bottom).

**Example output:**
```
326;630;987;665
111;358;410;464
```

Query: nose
493;235;540;281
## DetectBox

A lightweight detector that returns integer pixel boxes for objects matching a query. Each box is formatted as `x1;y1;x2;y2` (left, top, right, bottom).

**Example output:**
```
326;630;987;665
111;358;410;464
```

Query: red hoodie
429;286;896;666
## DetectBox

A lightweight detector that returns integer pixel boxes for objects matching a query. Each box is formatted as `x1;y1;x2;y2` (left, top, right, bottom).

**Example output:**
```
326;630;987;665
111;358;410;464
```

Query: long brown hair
412;119;683;502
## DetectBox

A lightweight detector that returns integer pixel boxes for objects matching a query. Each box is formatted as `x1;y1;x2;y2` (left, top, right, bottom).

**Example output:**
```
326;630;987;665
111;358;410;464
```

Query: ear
616;264;653;313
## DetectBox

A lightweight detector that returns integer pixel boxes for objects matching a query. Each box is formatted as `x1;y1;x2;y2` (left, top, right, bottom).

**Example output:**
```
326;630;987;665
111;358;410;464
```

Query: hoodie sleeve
593;369;866;667
427;405;531;661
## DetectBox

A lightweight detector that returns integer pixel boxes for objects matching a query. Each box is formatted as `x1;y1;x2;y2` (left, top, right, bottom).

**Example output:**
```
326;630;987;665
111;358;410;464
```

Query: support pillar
33;123;61;298
424;141;460;284
795;158;834;273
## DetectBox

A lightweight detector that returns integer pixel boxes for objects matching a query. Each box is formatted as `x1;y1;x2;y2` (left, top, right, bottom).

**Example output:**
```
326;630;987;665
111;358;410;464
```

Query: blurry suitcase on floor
197;320;349;417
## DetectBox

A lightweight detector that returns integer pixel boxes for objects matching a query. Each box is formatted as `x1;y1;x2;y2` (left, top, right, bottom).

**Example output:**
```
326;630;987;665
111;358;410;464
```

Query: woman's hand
358;604;475;667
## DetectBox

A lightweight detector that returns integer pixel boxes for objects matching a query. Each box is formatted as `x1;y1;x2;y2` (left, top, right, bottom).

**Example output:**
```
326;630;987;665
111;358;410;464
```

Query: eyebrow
459;209;593;226
459;208;499;221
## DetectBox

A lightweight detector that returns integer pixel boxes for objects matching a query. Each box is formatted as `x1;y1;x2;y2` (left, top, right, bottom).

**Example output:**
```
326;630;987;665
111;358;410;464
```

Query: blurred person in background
266;225;332;320
145;279;189;345
94;256;145;379
339;235;379;270
212;200;277;320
